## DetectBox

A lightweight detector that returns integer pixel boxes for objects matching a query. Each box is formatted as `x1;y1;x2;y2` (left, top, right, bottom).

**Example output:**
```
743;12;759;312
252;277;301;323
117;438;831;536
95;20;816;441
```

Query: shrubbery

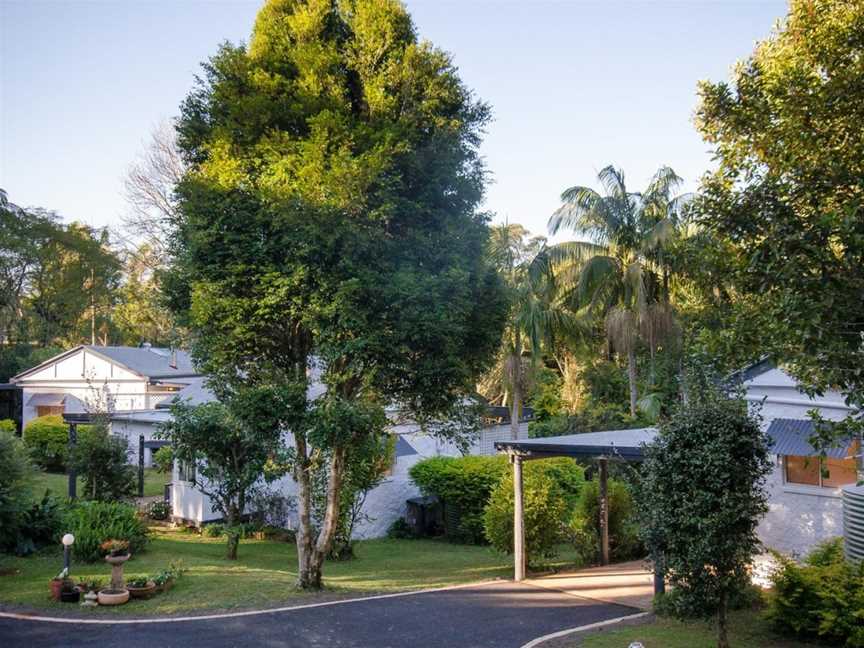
153;445;174;474
0;428;36;553
483;459;582;566
409;455;508;543
63;501;148;562
22;415;93;471
69;427;136;501
0;419;16;435
570;478;643;563
769;538;864;647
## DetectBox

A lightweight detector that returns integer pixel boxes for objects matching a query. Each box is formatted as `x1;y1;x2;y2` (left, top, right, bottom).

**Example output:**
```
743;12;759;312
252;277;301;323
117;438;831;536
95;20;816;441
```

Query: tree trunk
717;589;730;648
294;439;348;590
627;348;638;417
510;334;522;440
225;506;239;560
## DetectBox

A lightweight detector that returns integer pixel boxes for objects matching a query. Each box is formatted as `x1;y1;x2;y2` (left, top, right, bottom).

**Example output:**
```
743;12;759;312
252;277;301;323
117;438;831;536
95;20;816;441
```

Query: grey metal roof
155;377;215;409
728;357;775;385
395;436;418;458
495;428;657;461
27;393;65;406
110;410;174;425
767;418;856;459
86;346;197;378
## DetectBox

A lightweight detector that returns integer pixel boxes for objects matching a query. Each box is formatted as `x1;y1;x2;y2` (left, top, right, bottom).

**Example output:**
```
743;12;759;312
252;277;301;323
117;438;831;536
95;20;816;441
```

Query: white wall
747;367;853;556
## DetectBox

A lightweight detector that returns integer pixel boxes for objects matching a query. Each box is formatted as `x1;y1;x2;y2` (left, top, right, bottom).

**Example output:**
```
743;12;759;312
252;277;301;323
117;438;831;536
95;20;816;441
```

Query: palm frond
549;186;605;235
597;165;628;201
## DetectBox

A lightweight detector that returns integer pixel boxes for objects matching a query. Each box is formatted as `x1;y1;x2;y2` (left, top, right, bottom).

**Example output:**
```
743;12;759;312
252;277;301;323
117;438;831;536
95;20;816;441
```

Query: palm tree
483;224;580;439
548;165;687;417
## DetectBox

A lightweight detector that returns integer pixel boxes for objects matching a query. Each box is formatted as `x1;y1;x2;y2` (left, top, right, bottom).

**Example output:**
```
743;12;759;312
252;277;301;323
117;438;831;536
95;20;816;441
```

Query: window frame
782;444;859;490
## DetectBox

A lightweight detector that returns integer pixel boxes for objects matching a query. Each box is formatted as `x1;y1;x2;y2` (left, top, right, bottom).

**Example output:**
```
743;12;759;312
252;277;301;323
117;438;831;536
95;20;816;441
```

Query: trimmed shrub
769;538;864;646
409;455;508;543
0;419;16;435
147;500;171;521
483;466;569;567
22;415;93;471
63;501;149;562
570;478;643;563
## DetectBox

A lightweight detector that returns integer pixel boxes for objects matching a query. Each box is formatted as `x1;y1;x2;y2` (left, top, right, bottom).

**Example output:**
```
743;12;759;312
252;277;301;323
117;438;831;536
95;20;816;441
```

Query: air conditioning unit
843;484;864;561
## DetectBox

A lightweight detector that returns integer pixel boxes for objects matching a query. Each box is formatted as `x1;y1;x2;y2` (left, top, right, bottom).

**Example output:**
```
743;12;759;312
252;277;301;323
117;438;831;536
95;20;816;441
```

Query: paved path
527;560;655;611
0;581;637;648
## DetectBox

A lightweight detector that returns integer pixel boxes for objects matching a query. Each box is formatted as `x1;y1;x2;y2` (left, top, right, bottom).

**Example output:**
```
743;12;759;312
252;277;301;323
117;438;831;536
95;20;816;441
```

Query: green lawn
0;526;583;615
31;469;168;500
573;609;820;648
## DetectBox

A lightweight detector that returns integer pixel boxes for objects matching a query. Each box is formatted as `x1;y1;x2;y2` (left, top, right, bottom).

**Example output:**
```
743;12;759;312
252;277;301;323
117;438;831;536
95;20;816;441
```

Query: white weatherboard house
740;359;861;556
10;345;202;466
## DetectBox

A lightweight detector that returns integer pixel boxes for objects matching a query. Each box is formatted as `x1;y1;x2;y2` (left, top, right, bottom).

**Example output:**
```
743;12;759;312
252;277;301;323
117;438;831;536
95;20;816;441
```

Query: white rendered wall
748;368;853;556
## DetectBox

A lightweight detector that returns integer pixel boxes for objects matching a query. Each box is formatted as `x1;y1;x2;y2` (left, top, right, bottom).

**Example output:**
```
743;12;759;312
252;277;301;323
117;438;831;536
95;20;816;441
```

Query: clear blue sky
1;0;787;241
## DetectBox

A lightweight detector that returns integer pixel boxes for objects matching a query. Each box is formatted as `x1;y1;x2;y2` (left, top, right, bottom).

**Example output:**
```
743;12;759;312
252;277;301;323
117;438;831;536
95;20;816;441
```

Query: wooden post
513;454;526;581
67;422;77;500
138;435;145;498
599;457;609;566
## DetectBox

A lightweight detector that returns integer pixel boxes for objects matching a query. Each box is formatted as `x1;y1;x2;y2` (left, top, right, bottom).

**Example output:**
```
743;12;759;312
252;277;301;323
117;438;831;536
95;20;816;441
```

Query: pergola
495;428;657;582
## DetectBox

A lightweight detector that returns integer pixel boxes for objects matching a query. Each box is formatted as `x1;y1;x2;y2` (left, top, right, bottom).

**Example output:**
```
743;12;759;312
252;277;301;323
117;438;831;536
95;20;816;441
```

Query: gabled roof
728;357;775;386
155;377;215;409
767;418;857;459
11;345;200;382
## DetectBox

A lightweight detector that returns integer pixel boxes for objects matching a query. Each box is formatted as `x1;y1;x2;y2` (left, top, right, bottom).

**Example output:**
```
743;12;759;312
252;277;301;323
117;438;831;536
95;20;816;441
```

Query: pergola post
512;453;526;581
138;435;145;498
599;457;609;566
67;422;78;500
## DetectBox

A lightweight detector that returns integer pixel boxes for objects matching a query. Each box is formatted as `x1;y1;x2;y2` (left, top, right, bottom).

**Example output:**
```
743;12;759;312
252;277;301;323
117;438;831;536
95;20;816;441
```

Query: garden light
62;533;74;574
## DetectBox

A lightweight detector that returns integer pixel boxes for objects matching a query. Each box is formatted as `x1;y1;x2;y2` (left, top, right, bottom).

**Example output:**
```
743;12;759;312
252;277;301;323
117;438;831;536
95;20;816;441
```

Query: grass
572;608;821;648
30;468;168;500
0;526;583;616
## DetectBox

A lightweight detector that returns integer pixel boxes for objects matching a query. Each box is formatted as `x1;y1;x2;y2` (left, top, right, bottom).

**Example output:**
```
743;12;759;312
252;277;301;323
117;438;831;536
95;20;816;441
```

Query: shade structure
26;392;66;407
495;428;657;461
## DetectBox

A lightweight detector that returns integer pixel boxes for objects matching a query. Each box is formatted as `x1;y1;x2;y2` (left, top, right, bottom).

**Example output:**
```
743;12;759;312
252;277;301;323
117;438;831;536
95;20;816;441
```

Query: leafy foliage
152;445;174;475
14;493;65;557
0;428;35;553
571;478;643;563
69;426;137;501
769;539;864;647
409;455;508;544
22;415;74;471
0;419;16;435
635;368;771;648
63;501;149;562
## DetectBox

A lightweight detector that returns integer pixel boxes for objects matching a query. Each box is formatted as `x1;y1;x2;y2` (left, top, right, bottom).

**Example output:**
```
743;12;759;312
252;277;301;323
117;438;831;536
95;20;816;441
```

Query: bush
22;415;70;471
387;518;417;540
0;419;16;435
483;466;569;567
769;539;864;647
63;501;148;562
14;492;65;556
69;427;136;501
410;455;508;544
654;580;763;619
152;445;174;475
204;523;224;537
147;500;171;521
0;429;35;553
570;478;643;563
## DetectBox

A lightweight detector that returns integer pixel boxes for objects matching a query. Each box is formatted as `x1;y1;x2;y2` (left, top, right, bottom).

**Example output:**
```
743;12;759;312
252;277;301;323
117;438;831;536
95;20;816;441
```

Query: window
36;405;64;418
784;441;860;488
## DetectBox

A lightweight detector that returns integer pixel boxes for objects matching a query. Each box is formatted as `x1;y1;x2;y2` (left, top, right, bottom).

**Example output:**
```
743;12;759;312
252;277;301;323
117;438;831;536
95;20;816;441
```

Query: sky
1;0;788;242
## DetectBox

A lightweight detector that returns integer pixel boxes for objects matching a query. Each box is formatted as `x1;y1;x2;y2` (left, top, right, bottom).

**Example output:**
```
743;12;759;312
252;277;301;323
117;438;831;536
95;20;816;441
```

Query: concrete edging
519;611;651;648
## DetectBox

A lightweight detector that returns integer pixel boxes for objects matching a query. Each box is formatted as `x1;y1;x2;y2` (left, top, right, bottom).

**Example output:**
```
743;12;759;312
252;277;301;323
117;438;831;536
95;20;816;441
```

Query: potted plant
59;578;80;603
152;560;185;593
97;587;129;606
126;576;157;599
50;569;67;601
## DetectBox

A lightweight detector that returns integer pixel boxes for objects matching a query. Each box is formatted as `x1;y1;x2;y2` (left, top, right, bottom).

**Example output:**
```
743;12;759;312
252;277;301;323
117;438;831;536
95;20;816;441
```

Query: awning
767;418;856;459
395;436;418;458
495;428;657;461
26;393;65;407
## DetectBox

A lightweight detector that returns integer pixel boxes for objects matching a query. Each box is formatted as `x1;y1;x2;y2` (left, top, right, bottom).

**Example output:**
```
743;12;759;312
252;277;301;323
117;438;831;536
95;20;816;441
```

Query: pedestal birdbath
105;553;131;590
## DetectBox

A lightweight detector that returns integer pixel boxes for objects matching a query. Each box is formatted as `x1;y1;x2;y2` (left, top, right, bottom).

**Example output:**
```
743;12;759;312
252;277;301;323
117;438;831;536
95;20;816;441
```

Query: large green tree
548;166;686;416
169;0;506;588
695;0;864;456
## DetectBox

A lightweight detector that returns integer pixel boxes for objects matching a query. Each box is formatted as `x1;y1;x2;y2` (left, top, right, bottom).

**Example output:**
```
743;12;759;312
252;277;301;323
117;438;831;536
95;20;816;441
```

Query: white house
740;359;861;556
10;345;202;465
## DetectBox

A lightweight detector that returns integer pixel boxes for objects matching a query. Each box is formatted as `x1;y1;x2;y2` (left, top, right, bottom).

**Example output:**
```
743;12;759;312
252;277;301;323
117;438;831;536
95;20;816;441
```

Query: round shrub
69;427;136;501
147;500;171;521
483;467;568;567
22;416;94;471
63;501;148;562
409;455;508;544
0;419;16;435
571;478;643;563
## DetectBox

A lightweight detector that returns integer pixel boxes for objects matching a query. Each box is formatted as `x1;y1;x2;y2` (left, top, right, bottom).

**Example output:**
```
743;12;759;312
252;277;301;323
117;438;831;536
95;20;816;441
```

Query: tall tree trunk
293;433;318;589
627;348;638;417
510;333;522;440
717;589;730;648
225;504;240;560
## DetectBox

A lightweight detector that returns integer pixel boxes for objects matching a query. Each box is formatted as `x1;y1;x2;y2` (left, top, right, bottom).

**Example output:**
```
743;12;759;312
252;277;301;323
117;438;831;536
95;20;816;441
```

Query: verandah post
599;457;609;566
512;453;525;581
67;422;77;500
138;435;145;497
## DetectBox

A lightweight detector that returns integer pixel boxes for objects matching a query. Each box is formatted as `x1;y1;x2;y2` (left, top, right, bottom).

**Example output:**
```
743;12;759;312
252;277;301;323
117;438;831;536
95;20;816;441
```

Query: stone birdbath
105;552;131;590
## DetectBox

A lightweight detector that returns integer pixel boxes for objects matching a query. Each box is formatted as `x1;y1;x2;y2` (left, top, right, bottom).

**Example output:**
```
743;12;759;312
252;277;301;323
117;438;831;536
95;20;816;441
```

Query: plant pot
60;589;81;603
97;588;130;606
126;581;157;599
154;578;174;593
50;578;64;601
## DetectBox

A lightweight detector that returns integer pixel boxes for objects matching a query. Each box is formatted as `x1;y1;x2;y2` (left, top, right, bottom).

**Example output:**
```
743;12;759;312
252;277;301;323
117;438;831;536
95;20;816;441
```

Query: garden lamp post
62;533;75;575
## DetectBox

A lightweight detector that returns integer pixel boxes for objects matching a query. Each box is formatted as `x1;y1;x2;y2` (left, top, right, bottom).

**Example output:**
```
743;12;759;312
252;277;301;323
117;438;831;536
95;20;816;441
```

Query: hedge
22;415;93;471
0;419;16;435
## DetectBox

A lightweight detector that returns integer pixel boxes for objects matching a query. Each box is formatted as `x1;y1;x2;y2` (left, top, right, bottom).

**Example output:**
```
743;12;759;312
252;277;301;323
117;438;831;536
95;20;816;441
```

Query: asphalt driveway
0;580;637;648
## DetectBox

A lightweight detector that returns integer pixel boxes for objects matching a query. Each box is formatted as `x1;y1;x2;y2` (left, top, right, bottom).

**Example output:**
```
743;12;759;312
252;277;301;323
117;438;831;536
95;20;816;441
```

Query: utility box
406;495;443;537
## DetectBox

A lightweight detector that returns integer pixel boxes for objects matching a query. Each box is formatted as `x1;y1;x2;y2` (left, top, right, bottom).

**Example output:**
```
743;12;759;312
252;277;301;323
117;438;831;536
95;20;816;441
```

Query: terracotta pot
97;589;130;606
126;581;157;599
49;579;64;601
154;578;174;593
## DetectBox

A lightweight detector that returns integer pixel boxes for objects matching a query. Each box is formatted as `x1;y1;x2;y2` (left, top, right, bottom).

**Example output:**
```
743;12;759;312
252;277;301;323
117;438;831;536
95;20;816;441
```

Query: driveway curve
0;580;637;648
